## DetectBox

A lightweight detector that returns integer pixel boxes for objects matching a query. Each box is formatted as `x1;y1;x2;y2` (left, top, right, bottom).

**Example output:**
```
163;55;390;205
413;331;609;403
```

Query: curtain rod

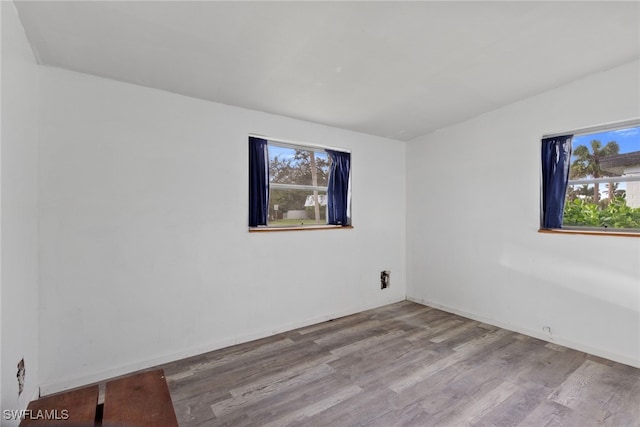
542;118;640;139
248;133;351;153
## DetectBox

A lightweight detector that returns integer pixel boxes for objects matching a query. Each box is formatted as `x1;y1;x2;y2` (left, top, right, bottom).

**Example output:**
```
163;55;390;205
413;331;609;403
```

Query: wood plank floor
160;301;640;426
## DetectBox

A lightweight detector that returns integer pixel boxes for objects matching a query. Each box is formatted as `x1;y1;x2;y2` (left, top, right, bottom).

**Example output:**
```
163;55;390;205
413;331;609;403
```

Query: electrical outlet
380;271;390;289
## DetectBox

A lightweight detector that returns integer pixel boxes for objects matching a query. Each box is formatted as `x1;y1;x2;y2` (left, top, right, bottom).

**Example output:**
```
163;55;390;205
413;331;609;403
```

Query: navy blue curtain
248;137;269;227
327;150;351;226
541;135;573;229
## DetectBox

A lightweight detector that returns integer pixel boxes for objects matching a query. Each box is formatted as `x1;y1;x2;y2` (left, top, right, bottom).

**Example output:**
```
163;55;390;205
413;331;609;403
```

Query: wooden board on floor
161;301;640;427
19;385;98;426
102;369;178;427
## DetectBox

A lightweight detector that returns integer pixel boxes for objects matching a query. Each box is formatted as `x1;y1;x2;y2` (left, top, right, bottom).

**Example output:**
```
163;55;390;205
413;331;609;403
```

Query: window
541;119;640;234
269;144;330;226
249;136;351;230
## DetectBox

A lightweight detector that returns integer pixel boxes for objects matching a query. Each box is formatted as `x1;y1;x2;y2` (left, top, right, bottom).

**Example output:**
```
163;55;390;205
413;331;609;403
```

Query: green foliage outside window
563;197;640;229
563;138;640;230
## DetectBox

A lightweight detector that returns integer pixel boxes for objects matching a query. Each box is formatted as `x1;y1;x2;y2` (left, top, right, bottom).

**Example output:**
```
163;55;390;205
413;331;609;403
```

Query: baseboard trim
40;296;405;396
407;296;640;369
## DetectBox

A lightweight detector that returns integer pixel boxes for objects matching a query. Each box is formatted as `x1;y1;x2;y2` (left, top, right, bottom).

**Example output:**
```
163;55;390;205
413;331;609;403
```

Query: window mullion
270;183;328;192
568;176;640;185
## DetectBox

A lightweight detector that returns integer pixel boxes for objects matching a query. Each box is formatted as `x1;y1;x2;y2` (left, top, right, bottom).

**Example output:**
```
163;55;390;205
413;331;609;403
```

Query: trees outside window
561;125;640;231
268;144;331;226
569;140;619;204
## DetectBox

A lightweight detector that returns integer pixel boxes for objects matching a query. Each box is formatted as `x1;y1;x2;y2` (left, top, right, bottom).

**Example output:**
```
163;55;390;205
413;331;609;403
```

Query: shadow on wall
499;241;639;312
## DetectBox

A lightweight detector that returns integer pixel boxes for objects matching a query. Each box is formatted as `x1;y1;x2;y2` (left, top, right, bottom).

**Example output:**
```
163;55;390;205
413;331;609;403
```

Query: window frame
248;134;352;232
539;118;640;237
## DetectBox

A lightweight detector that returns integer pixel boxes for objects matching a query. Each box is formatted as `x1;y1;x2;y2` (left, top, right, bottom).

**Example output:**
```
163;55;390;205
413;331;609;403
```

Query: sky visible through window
268;145;293;162
267;144;330;185
571;126;640;158
569;125;640;194
268;145;329;164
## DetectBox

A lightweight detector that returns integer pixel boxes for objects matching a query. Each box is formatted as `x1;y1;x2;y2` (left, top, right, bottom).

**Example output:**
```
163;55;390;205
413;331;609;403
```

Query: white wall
38;67;406;393
1;1;40;422
407;60;640;368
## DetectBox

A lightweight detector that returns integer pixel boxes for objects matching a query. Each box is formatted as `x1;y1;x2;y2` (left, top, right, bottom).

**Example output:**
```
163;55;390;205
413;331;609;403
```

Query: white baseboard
40;296;404;396
407;296;640;369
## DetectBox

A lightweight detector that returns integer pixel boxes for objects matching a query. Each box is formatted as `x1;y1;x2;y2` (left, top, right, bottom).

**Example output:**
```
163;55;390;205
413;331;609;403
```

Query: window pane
268;146;330;187
563;125;640;229
269;188;327;226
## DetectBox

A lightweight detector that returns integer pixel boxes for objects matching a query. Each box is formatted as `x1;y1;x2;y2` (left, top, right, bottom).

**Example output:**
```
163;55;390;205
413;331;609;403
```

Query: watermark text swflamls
3;409;70;421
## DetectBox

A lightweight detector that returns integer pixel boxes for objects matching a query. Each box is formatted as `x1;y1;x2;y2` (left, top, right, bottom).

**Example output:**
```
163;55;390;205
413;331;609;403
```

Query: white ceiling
13;1;640;141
